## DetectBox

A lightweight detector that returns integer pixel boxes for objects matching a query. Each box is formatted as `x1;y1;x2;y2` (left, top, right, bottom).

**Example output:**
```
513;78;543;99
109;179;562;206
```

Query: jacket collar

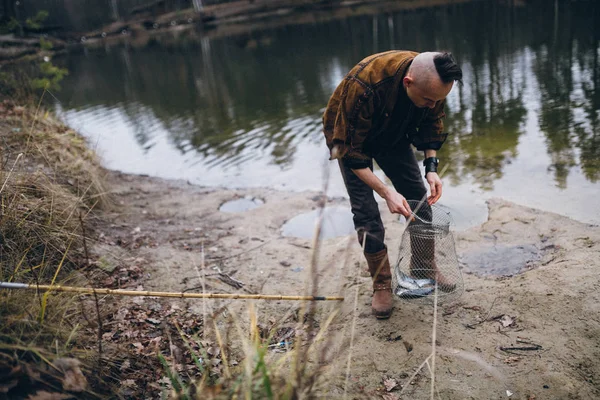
383;55;414;116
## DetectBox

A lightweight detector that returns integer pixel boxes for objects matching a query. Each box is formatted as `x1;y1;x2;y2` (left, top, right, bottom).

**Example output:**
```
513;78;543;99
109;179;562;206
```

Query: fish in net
392;200;464;304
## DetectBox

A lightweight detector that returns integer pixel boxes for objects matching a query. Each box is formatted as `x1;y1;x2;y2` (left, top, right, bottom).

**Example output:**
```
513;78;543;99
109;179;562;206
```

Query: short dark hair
434;52;463;85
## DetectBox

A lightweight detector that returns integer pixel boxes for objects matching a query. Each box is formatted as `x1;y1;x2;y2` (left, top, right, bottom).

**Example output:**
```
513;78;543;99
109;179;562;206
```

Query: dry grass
159;303;344;400
0;97;112;397
0;99;109;275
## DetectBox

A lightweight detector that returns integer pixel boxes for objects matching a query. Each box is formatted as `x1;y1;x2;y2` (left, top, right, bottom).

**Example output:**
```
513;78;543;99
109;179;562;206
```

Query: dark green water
54;0;600;228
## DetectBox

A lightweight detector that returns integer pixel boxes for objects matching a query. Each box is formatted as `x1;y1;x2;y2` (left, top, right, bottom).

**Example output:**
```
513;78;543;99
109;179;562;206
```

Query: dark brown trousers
338;140;427;254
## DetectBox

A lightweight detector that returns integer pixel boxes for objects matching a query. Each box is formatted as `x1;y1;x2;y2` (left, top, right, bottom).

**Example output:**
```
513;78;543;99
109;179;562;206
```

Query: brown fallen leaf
0;379;18;394
53;358;87;392
121;379;137;387
120;359;131;371
132;342;144;354
504;356;521;364
383;378;398;392
500;315;515;328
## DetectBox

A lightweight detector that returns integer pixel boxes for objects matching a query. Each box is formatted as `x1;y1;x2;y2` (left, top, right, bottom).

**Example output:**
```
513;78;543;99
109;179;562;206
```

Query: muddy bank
77;0;487;49
94;170;600;399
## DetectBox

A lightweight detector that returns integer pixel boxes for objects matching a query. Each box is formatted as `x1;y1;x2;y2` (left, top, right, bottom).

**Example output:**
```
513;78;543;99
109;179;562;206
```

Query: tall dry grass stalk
158;157;348;399
0;104;109;279
0;96;111;396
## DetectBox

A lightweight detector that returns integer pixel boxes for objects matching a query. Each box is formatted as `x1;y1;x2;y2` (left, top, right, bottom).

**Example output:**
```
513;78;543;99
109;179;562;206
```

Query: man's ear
403;76;413;87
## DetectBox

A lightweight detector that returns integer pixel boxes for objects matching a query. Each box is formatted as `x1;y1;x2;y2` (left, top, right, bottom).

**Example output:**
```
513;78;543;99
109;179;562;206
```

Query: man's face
404;75;453;109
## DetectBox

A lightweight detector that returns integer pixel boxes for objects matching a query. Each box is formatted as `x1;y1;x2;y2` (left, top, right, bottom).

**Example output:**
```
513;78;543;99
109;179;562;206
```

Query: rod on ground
0;282;344;301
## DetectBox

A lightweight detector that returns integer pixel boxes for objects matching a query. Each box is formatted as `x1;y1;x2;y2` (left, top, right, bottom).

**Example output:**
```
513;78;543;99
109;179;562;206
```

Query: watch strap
423;157;439;176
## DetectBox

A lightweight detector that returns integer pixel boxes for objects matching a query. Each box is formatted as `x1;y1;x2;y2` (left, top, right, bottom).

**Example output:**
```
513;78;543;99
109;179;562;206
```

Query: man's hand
426;172;442;205
383;190;412;217
350;167;413;217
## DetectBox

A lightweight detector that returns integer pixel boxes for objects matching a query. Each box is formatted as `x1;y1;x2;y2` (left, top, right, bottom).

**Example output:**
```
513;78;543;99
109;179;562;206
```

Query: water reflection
531;4;600;186
55;0;600;225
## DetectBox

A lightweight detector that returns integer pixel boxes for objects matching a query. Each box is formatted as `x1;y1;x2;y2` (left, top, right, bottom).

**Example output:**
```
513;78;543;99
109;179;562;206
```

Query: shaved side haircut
433;52;463;85
408;52;463;87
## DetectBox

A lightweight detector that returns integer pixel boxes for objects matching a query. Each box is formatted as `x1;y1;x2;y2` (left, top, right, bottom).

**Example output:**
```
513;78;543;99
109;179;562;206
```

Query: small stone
280;261;291;267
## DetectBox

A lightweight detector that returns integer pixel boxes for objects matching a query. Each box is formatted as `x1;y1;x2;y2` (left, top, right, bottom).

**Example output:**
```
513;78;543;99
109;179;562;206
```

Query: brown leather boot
409;232;456;293
365;248;393;319
410;258;456;293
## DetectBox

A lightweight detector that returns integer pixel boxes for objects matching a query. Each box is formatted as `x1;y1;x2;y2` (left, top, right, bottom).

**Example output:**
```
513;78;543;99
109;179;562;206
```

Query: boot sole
373;310;392;319
438;284;456;293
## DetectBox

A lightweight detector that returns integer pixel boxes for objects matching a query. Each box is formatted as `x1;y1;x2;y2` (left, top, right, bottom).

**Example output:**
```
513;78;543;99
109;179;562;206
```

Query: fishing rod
0;282;344;301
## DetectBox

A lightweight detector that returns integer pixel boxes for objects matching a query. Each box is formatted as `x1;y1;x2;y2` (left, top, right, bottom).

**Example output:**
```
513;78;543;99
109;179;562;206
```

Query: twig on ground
25;88;46;151
399;354;432;396
430;282;439;400
344;231;370;394
29;254;43;310
77;296;92;326
343;232;364;399
424;359;442;400
295;162;330;394
195;244;208;339
185;267;244;289
0;153;23;194
289;242;311;250
214;267;244;289
499;345;542;352
400;277;444;398
79;212;90;265
78;209;103;372
92;290;103;373
207;240;271;262
464;296;499;329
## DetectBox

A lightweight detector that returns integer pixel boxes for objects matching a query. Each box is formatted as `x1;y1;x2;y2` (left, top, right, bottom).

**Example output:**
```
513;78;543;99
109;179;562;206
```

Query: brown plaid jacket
322;50;448;169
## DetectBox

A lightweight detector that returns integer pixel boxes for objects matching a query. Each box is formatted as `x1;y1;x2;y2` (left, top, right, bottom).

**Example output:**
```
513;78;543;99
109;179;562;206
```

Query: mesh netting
392;200;464;304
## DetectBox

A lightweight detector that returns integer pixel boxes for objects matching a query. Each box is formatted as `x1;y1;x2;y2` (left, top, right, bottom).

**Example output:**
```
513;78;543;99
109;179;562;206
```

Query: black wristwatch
423;157;439;176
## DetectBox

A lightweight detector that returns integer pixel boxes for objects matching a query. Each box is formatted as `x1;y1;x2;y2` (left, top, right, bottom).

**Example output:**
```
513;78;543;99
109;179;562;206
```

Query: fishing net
392;200;464;304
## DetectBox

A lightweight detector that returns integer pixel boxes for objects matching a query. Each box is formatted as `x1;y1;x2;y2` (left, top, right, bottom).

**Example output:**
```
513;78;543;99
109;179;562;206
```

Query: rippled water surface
54;0;600;228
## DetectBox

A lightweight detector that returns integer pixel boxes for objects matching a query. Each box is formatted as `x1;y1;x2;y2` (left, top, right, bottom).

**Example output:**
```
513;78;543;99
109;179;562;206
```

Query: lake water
53;0;600;229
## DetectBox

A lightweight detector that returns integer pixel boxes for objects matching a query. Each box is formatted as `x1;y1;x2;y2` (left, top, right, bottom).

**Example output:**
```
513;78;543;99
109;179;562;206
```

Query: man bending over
322;51;463;319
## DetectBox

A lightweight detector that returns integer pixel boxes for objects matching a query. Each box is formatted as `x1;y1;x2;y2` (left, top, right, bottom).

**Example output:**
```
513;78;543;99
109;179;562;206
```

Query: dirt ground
94;170;600;399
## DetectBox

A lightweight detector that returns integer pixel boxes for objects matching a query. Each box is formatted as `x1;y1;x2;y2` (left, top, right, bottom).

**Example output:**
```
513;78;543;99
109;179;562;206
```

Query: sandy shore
94;170;600;399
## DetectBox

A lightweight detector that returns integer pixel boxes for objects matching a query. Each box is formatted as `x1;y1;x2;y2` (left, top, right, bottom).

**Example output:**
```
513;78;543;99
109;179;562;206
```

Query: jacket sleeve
332;83;375;169
411;99;448;151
